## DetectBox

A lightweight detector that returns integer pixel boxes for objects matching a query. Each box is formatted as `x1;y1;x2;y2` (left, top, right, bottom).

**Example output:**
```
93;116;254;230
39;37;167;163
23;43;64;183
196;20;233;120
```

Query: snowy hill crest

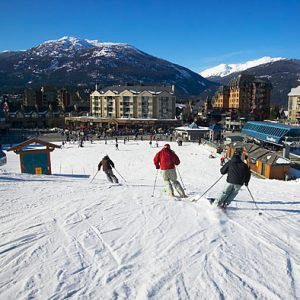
32;36;133;57
200;56;286;78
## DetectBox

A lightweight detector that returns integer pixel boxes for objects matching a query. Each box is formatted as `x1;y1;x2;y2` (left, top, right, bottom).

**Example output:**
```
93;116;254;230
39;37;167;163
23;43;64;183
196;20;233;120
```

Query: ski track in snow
0;140;300;299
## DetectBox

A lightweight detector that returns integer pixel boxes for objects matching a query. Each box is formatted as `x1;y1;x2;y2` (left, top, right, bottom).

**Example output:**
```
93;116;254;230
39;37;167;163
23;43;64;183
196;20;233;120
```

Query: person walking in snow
153;144;187;198
213;150;251;208
98;155;119;183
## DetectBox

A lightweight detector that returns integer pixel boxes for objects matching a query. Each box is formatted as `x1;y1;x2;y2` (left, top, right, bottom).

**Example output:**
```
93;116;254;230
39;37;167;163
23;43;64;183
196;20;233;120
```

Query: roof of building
242;121;300;145
175;126;209;131
288;85;300;96
97;85;174;95
248;147;269;160
249;148;290;165
227;142;290;165
228;73;271;88
7;138;61;153
228;73;255;87
243;143;260;153
227;141;246;149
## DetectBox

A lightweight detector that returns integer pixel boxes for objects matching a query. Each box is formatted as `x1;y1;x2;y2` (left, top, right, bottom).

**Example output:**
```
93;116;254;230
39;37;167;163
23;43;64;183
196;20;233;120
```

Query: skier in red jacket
153;144;187;198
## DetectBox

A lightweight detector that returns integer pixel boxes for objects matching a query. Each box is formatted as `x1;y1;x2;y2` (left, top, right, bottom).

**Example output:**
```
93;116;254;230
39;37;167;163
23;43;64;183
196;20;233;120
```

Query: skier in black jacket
213;152;251;208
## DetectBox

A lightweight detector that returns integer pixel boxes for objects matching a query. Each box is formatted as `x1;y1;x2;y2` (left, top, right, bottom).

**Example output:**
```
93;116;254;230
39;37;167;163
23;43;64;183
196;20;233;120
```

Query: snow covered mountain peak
200;56;286;78
0;36;213;95
32;36;132;56
40;36;100;50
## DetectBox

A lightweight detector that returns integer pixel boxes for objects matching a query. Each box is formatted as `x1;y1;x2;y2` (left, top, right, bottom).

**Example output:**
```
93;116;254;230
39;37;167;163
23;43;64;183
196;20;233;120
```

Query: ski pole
247;186;262;215
151;169;159;197
90;170;99;183
176;166;186;190
114;167;127;182
198;175;224;199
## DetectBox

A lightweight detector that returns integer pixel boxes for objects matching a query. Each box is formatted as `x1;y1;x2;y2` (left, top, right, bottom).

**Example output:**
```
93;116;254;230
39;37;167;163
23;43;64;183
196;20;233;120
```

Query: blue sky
1;0;299;73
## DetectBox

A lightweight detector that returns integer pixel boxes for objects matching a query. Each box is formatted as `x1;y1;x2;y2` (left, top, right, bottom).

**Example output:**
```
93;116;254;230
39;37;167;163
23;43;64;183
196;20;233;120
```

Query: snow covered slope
200;56;285;78
1;140;300;299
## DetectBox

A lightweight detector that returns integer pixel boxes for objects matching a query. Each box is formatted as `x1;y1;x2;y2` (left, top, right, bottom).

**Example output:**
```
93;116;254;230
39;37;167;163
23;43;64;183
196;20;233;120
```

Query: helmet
234;149;241;156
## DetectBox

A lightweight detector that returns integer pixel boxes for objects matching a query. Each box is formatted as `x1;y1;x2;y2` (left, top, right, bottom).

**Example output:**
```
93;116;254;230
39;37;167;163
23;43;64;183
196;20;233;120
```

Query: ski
206;197;229;211
190;196;228;211
207;197;216;205
169;195;188;201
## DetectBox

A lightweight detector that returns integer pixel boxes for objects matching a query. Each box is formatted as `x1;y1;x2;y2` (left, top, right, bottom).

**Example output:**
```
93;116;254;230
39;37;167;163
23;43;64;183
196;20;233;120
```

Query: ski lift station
7;138;60;175
242;121;300;146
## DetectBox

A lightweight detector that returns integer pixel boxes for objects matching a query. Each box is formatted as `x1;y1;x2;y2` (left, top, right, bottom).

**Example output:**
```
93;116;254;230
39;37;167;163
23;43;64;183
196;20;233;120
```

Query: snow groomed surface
1;140;300;299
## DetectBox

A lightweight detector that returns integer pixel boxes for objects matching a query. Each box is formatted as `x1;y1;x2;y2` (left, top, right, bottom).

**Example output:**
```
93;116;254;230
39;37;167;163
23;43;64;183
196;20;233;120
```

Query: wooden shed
247;148;290;180
225;142;291;180
7;138;60;175
225;141;246;158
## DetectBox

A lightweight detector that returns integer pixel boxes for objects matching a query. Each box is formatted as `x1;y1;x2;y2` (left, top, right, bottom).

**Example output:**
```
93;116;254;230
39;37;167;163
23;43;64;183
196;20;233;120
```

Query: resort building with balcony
212;73;272;120
288;86;300;124
90;85;176;119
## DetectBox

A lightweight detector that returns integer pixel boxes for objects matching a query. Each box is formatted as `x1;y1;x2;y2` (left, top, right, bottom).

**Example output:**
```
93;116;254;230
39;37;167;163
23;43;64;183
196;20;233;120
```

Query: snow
1;140;300;299
40;36;130;52
42;36;102;50
200;56;285;78
32;36;134;60
276;157;291;164
175;126;209;131
288;85;300;96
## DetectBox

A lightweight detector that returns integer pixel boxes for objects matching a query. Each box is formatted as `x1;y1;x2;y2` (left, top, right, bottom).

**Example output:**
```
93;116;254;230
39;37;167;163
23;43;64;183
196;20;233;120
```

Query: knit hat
164;144;170;148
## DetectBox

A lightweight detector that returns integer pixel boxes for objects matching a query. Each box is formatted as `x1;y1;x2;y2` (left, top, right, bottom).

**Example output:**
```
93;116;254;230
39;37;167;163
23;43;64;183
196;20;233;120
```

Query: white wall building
90;85;176;119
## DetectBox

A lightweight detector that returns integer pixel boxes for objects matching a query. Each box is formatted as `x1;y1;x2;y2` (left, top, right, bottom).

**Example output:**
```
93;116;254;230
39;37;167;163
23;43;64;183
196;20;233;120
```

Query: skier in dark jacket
98;155;119;183
213;152;251;208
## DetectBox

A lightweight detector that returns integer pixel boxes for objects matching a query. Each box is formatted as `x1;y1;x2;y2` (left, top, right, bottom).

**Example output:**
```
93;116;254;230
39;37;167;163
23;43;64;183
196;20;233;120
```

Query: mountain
200;56;285;78
0;36;217;98
201;57;300;107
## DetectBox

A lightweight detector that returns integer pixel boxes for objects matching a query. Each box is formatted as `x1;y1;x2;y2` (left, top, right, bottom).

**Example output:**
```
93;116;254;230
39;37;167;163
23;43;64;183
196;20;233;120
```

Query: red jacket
153;148;180;170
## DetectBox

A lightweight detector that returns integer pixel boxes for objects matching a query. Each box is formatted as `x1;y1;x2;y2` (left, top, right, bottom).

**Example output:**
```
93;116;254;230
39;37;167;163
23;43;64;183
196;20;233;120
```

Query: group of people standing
97;143;251;209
